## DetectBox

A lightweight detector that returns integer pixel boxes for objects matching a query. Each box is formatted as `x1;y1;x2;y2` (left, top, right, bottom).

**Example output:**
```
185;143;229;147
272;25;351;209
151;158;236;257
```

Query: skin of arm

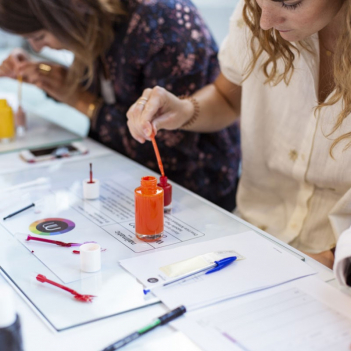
126;72;242;143
304;250;335;269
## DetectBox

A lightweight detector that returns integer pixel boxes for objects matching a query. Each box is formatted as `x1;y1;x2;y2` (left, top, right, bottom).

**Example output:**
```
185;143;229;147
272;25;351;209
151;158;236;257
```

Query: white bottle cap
83;179;100;200
80;243;101;273
0;285;16;328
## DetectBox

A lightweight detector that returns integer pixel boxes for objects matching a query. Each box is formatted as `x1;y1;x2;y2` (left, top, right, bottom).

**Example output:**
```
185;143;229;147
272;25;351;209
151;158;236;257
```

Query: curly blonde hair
242;0;350;156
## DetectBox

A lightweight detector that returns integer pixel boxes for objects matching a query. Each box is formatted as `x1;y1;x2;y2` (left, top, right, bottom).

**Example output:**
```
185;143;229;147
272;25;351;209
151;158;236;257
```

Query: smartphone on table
19;142;88;163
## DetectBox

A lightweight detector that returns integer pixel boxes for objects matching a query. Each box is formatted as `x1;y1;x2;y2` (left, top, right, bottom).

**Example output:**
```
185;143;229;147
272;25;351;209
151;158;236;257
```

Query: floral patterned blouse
89;0;240;211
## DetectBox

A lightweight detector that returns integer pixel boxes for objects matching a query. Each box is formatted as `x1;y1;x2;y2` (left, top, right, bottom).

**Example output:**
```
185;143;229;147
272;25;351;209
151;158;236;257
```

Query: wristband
178;95;200;129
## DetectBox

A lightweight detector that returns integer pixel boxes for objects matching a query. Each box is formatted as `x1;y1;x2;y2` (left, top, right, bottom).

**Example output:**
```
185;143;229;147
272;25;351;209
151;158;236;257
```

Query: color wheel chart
29;218;75;235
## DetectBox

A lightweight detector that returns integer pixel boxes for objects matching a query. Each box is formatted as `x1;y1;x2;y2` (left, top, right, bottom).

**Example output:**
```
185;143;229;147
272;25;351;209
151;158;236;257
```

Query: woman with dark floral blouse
0;0;240;211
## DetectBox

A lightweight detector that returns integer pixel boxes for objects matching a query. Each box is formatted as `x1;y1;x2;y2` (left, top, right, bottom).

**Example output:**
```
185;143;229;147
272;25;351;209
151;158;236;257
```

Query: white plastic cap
80;243;101;273
83;179;100;200
0;285;16;328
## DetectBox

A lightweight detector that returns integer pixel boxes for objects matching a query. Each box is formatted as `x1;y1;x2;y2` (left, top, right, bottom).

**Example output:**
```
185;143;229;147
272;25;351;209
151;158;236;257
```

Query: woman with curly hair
0;0;241;211
127;0;348;269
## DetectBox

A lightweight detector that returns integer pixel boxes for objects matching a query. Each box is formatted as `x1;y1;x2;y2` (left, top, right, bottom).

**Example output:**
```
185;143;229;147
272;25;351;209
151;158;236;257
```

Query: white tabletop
0;136;337;351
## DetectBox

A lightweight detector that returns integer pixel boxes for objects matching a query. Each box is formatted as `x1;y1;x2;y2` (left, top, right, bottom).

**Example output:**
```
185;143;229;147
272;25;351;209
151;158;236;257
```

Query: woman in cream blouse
127;0;348;269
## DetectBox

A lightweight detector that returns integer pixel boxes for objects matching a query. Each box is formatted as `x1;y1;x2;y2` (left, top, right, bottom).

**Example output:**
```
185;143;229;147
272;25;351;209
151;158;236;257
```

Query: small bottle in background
135;176;164;241
0;285;24;351
158;176;172;213
15;76;27;137
15;106;27;137
0;99;15;143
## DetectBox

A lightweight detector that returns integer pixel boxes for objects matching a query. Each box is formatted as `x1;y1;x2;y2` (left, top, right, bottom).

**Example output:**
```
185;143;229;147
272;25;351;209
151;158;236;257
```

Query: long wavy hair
243;0;351;156
0;0;126;89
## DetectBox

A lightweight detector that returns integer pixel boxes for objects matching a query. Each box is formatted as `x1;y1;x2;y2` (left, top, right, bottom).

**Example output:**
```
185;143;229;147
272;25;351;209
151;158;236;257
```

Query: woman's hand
304;250;335;269
0;49;29;79
0;50;76;105
17;62;81;106
126;86;194;143
127;75;242;143
2;57;97;117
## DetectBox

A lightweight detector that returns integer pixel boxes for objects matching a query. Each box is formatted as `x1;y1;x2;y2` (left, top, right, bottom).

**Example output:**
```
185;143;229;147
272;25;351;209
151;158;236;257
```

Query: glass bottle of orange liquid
0;99;15;143
135;176;164;241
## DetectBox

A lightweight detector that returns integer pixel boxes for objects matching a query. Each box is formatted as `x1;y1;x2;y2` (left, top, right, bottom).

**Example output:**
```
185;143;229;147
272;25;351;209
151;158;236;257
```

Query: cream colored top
219;0;351;253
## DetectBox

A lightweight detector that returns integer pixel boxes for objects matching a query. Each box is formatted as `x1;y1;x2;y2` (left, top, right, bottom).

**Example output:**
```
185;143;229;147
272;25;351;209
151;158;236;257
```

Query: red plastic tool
36;274;95;302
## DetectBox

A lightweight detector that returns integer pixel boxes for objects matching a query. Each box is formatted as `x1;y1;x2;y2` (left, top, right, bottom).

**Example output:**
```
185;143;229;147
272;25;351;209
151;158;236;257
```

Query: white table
0;137;337;351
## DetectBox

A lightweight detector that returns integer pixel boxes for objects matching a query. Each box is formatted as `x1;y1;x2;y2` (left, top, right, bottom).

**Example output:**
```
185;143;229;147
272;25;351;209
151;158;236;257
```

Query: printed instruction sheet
1;177;207;283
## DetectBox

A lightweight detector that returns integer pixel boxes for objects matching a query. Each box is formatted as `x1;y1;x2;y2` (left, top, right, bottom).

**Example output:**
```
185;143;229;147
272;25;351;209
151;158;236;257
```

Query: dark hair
0;0;126;88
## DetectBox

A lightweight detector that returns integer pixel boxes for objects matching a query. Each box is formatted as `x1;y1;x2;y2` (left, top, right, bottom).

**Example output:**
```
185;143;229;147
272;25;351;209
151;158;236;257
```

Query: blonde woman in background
127;0;348;269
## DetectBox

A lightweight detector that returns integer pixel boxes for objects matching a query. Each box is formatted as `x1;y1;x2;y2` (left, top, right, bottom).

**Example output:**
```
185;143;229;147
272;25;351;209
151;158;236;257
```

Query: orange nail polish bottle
135;176;164;241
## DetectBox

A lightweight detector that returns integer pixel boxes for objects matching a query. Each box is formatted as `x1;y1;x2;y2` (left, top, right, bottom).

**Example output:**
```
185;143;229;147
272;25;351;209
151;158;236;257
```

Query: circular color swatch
29;218;75;235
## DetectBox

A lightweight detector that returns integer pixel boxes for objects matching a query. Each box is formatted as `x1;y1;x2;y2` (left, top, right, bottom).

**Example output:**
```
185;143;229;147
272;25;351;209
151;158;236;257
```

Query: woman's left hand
17;62;81;107
304;250;335;269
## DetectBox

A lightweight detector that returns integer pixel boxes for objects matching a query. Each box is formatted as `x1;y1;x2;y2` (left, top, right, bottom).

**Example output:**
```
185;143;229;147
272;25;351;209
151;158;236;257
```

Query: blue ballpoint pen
143;256;237;295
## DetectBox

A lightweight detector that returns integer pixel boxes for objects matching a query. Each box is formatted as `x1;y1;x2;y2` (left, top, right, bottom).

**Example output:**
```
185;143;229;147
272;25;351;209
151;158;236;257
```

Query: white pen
143;256;237;295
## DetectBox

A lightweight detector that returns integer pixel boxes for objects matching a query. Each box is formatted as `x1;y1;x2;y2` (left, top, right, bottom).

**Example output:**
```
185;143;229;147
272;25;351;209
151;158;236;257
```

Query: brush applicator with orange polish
150;133;172;212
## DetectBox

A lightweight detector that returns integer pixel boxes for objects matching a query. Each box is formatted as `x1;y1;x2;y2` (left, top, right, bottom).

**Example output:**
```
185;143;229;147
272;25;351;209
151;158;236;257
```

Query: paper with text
172;276;351;351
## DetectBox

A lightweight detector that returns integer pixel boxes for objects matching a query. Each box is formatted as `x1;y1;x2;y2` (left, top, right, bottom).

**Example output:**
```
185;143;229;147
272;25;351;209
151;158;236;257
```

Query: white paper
120;231;316;310
172;276;351;351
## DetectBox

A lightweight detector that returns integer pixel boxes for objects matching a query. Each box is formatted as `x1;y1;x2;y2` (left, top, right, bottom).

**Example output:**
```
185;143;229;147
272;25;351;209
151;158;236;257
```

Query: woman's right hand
126;86;194;143
0;49;29;79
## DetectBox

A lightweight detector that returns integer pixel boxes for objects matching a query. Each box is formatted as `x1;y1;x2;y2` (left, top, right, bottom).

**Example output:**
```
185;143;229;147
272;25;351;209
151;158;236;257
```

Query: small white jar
83;179;100;200
80;243;101;273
